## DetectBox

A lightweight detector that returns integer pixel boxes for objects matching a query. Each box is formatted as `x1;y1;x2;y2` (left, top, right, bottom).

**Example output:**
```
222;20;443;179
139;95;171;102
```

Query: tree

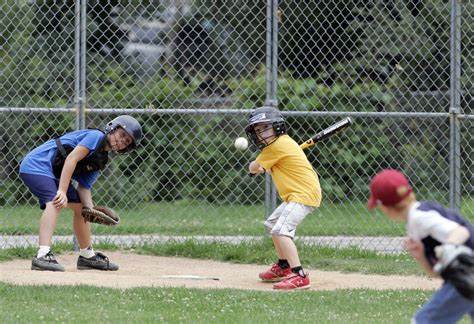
279;0;363;80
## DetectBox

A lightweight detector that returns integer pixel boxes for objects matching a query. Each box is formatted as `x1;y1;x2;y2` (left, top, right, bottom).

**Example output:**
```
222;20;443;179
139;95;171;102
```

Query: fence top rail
1;107;473;120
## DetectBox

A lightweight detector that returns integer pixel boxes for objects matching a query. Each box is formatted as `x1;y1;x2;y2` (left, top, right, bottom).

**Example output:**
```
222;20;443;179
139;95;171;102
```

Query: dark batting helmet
245;106;286;150
105;115;143;153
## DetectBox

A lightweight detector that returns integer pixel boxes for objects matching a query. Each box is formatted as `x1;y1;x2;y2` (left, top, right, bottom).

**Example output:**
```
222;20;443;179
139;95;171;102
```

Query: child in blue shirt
19;115;142;272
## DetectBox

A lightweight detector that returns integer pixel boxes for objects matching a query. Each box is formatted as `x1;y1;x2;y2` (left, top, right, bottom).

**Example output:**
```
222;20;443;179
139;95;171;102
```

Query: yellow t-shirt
256;135;322;207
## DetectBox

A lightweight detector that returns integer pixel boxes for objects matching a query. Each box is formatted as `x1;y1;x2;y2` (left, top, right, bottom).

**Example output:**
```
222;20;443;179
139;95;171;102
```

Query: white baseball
234;137;248;151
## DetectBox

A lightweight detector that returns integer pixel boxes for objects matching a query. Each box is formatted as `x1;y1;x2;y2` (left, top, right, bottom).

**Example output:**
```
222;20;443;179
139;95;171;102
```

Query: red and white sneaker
273;272;310;290
259;263;293;282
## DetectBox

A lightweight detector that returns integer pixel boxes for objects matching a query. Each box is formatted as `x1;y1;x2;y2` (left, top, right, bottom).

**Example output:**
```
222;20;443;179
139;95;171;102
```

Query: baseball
234;137;248;151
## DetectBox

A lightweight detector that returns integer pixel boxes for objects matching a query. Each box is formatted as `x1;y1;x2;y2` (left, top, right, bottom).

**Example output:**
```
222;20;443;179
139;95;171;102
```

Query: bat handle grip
249;167;265;177
300;139;314;150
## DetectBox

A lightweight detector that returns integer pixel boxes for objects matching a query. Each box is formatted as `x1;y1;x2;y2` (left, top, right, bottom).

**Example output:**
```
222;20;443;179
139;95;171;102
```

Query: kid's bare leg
70;203;91;249
272;235;301;267
38;202;62;246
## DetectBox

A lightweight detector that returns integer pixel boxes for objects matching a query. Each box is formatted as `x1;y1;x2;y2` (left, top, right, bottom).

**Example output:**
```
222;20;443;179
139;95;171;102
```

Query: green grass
1;283;472;324
0;240;423;276
2;200;473;323
2;241;473;323
3;200;473;236
1;201;406;236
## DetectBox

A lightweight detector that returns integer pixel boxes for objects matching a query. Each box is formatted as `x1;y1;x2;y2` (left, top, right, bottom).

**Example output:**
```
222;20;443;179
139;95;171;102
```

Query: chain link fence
2;0;473;252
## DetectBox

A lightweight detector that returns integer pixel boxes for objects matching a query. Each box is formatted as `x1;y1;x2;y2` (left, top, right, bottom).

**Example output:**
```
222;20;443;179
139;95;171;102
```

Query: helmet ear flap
273;121;286;136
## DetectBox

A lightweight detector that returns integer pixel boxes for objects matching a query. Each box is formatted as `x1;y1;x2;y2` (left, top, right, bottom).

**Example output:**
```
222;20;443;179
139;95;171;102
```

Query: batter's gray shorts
264;202;315;238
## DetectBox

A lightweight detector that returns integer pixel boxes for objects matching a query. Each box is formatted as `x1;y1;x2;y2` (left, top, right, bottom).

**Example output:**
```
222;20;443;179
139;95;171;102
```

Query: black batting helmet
105;115;143;153
245;106;286;150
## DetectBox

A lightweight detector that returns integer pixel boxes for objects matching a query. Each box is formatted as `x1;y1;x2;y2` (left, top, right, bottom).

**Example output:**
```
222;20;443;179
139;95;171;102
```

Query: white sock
80;247;96;259
37;245;50;258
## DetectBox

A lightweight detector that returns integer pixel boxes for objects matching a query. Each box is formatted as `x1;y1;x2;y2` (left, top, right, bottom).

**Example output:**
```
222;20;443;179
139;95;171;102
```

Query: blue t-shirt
19;129;105;189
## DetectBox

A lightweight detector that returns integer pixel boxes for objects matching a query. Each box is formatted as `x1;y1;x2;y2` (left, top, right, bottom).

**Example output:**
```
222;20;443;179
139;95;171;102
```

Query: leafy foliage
2;0;472;206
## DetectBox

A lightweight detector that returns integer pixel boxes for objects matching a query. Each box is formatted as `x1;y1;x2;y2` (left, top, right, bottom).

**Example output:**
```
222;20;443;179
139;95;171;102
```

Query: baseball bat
249;117;353;176
299;117;352;150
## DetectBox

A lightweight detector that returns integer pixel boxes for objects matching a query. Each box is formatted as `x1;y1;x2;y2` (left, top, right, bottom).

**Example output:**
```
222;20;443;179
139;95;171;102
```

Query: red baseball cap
368;169;413;209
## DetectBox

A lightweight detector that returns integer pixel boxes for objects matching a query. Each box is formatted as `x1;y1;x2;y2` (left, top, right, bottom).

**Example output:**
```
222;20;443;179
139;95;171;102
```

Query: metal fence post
80;0;87;128
72;0;88;251
264;0;279;217
449;0;462;211
74;0;81;130
270;0;279;213
75;0;86;131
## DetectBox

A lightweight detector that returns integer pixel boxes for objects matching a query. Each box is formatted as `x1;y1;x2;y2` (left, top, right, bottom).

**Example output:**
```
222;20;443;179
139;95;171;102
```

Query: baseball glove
82;206;120;226
434;244;474;301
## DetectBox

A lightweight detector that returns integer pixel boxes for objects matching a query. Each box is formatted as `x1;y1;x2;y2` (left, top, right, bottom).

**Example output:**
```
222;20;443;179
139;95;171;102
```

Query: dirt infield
0;252;442;291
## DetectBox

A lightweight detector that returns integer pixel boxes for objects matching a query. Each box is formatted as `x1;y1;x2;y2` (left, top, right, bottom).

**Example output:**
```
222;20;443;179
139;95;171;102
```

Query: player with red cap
368;169;474;322
368;169;413;209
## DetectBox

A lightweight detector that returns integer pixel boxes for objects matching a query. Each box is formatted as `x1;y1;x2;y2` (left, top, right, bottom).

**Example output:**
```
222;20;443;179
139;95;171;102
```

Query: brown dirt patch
0;252;441;291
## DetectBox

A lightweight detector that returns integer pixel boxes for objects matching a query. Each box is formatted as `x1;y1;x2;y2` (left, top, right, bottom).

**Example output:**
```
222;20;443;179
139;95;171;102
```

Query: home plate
161;275;220;281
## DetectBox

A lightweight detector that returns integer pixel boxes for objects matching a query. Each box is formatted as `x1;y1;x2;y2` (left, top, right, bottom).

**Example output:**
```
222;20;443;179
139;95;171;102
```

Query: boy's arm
446;226;470;244
403;238;439;278
249;160;266;175
53;145;90;208
76;184;94;209
416;254;439;278
404;226;470;278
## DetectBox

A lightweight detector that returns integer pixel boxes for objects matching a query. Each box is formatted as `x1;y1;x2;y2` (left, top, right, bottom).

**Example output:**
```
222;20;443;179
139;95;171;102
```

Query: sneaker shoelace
271;263;289;275
95;252;110;267
43;252;59;264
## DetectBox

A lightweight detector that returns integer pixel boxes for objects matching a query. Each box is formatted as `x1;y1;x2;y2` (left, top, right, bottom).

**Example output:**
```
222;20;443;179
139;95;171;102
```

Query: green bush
2;0;471;205
4;75;471;206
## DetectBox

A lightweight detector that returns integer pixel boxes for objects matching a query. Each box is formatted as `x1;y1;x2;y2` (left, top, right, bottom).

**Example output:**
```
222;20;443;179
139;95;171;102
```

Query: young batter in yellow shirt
256;134;321;207
246;106;321;290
